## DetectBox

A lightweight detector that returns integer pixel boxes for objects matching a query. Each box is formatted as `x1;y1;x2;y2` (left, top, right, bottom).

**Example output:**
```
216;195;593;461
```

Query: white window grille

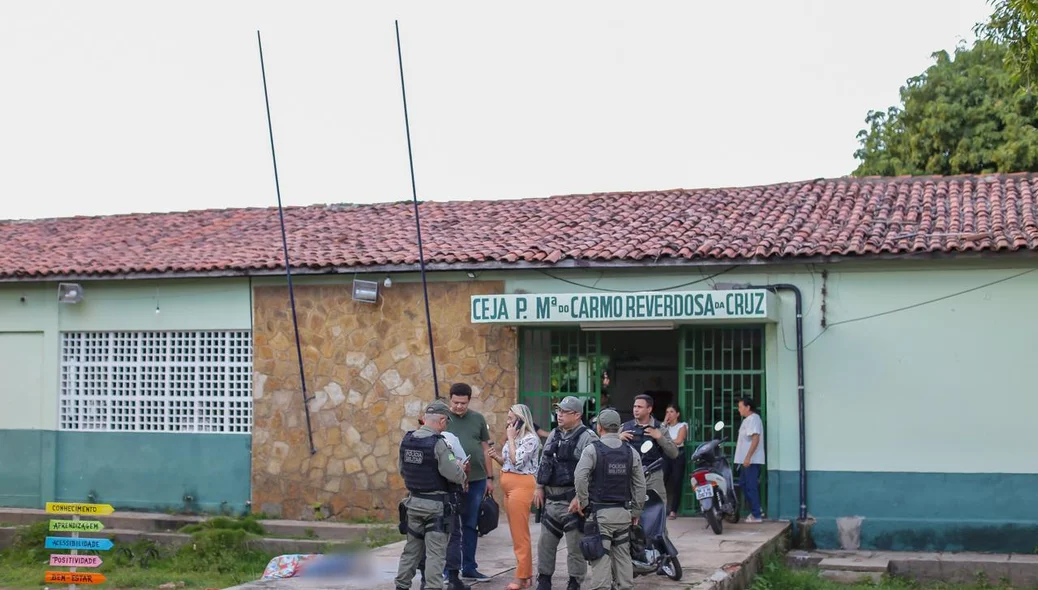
59;331;252;433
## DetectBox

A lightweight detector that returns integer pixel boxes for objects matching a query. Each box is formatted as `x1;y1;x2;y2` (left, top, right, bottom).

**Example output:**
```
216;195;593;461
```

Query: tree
852;40;1038;176
975;0;1038;90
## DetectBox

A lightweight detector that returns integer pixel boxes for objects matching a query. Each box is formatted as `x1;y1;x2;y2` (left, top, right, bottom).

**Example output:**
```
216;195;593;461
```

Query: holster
397;501;408;535
579;512;607;562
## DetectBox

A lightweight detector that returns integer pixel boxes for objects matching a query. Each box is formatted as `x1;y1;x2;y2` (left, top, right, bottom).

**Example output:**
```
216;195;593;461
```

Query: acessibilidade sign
470;289;777;324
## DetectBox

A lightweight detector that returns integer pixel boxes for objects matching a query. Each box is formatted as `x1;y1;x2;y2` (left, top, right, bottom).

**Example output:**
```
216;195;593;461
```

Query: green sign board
470;289;775;324
48;519;105;532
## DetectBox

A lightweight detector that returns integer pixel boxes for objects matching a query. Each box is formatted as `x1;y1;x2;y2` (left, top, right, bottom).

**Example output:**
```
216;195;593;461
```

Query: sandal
668;512;677;520
506;579;531;590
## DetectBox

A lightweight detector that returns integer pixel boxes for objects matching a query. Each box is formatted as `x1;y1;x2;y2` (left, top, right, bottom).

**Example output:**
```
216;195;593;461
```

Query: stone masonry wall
251;280;517;520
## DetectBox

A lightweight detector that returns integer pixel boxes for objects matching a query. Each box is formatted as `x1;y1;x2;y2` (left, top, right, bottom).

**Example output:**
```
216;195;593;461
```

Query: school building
1;174;1036;552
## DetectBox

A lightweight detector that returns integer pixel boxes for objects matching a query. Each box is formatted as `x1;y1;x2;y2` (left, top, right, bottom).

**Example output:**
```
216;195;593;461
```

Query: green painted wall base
0;429;251;514
770;470;1038;553
0;430;55;508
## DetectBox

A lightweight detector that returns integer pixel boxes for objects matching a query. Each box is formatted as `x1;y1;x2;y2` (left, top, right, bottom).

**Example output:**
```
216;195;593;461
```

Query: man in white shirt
734;396;765;523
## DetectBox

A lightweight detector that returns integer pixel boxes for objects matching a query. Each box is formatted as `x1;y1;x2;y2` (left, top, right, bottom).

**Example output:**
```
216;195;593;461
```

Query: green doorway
517;328;605;430
516;324;767;518
678;325;767;516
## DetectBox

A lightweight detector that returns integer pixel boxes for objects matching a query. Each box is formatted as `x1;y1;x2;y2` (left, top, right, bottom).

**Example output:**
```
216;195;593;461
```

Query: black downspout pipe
748;283;807;522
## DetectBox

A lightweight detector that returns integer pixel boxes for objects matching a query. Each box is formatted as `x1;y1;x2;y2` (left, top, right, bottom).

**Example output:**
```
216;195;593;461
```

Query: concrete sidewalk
226;515;790;590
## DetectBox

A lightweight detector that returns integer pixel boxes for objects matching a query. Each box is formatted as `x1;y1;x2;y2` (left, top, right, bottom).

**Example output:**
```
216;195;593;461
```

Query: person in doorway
662;404;688;519
487;404;541;590
533;396;599;590
735;396;765;522
619;394;679;508
394;401;469;590
571;408;646;590
445;383;494;581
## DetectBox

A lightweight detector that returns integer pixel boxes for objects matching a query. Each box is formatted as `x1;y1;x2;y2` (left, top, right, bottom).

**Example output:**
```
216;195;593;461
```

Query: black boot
566;576;580;590
446;571;471;590
535;573;553;590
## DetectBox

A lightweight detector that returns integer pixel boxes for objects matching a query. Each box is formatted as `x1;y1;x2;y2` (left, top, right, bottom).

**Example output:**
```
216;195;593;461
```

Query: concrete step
817;556;891;573
0;525;386;556
819;570;884;584
0;508;379;541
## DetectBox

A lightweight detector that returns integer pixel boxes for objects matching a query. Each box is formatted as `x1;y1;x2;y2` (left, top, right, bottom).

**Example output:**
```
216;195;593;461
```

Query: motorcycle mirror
714;421;725;431
639;440;654;454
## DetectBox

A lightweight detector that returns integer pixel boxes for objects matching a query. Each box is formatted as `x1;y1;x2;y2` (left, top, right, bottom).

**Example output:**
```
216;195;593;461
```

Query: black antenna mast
395;21;441;398
256;30;317;454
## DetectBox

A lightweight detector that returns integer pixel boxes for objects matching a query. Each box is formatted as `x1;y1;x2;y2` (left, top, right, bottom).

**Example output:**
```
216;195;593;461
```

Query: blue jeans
445;478;487;574
739;464;762;518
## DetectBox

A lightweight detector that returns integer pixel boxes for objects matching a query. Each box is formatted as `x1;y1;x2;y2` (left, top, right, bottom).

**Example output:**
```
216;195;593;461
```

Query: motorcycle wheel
705;504;723;535
661;556;682;581
724;493;742;524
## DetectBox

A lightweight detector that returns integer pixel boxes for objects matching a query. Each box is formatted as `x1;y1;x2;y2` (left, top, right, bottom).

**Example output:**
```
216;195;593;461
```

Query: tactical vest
623;420;663;465
537;426;588;487
399;432;448;494
589;441;633;505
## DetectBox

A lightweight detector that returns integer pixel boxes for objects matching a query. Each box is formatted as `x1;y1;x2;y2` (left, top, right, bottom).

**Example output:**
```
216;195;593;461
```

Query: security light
712;282;751;291
57;283;84;304
352;279;379;303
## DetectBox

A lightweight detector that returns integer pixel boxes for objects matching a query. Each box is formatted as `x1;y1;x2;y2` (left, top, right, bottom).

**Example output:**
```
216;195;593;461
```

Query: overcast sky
1;0;993;221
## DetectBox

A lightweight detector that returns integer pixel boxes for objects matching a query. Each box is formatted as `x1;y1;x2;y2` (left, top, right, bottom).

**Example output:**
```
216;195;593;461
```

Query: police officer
533;396;599;590
396;400;469;590
571;409;646;590
620;394;678;508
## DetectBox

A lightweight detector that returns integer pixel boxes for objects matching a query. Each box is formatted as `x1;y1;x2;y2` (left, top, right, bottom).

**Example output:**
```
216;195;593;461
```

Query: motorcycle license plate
695;485;714;500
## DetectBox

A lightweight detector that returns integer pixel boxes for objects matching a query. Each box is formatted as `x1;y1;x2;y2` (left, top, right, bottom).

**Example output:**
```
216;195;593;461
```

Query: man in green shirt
445;383;493;581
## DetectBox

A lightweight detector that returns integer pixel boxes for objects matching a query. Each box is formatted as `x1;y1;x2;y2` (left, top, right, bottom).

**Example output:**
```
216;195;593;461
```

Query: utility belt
546;489;576;502
589;501;629;511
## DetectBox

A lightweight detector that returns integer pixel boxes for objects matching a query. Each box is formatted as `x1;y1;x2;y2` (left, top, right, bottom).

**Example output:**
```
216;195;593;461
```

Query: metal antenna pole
256;30;317;454
395;21;441;398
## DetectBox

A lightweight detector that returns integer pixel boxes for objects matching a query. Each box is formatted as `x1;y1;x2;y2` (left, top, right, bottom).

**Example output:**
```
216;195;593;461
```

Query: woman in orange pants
489;403;541;590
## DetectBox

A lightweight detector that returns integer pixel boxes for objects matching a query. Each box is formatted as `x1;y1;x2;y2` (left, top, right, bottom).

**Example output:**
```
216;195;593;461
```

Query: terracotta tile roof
3;174;1038;279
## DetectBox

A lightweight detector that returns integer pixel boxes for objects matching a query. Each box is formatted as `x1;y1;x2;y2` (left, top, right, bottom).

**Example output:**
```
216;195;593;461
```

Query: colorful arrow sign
45;572;107;585
45;502;114;516
49;519;105;533
44;536;113;551
49;554;102;568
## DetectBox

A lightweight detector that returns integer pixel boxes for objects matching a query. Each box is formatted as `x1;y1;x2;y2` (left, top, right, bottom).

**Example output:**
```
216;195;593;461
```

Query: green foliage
853;40;1038;176
0;521;51;565
975;0;1038;90
0;520;272;588
750;557;1016;590
173;528;270;573
178;515;265;535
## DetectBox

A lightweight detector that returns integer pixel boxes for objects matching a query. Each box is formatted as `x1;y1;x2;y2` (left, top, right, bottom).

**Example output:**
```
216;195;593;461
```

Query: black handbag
477;489;500;537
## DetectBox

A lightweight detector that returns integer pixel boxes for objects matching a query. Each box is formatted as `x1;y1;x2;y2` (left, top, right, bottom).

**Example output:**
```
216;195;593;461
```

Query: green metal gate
518;328;604;430
678;326;766;516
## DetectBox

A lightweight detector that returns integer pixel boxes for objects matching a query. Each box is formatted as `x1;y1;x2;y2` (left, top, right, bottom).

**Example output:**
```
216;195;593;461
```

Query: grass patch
0;520;271;589
751;557;1017;590
0;517;401;589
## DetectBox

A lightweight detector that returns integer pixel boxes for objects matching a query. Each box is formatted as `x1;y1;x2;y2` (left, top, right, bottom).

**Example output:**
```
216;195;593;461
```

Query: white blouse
501;432;541;475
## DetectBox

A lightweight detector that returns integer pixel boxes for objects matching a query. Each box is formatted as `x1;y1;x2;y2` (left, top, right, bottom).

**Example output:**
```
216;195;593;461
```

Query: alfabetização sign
470;289;773;324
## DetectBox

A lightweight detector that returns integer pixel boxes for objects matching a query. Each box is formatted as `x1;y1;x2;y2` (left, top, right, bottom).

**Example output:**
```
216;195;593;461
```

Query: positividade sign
470;289;775;324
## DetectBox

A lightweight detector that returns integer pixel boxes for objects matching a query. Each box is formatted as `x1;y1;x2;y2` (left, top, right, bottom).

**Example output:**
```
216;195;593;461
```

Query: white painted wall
0;278;252;430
